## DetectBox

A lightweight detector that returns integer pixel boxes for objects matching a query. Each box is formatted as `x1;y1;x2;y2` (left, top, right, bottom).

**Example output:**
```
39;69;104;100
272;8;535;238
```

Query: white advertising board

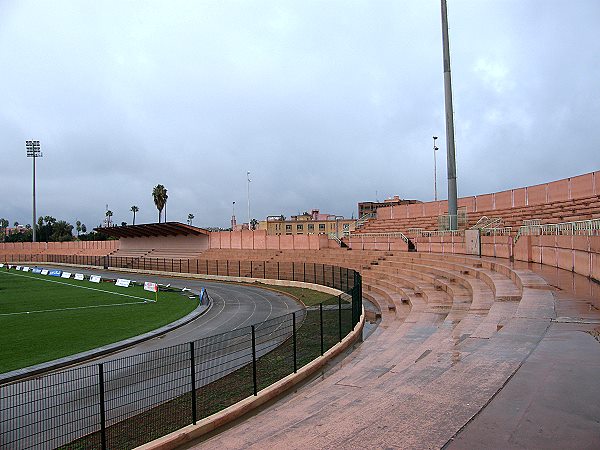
61;272;72;279
23;267;30;272
74;273;85;281
0;264;4;268
144;281;158;293
115;278;131;288
89;275;101;283
41;269;48;275
16;266;22;271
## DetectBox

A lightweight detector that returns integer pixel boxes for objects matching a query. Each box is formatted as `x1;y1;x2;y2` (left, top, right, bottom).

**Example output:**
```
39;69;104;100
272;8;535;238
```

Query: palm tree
76;220;81;236
105;210;113;227
187;213;194;225
152;185;168;223
130;206;139;225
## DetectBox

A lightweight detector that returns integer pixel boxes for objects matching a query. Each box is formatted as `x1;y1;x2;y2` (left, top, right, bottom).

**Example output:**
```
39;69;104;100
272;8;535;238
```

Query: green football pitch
0;269;199;374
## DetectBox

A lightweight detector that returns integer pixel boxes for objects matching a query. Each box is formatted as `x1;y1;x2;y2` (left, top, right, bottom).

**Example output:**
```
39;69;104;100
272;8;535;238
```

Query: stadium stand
1;170;599;448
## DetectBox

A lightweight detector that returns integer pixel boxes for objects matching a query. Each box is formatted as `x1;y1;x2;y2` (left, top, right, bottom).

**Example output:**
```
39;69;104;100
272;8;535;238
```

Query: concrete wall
209;231;330;250
378;170;600;219
119;235;209;251
515;235;600;281
415;235;512;259
0;240;119;253
345;236;409;251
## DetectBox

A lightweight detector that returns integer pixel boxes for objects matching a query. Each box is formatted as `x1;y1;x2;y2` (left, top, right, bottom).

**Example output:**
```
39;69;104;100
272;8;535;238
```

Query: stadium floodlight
247;171;251;229
433;136;439;201
441;0;458;230
25;140;42;242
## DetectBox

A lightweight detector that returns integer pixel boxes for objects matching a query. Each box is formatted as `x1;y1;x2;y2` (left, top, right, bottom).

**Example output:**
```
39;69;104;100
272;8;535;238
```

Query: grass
244;282;340;306
0;269;198;374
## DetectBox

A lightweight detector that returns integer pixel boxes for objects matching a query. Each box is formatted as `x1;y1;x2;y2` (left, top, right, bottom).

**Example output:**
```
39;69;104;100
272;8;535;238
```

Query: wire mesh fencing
0;259;362;450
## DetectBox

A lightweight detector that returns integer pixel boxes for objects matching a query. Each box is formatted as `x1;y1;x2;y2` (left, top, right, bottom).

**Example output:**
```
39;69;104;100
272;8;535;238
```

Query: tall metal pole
247;171;251;229
433;136;439;201
33;153;37;241
26;140;42;242
441;0;458;230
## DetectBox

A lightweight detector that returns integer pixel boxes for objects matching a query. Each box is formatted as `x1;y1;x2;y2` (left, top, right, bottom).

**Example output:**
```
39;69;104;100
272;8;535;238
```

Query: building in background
358;196;421;218
258;209;355;238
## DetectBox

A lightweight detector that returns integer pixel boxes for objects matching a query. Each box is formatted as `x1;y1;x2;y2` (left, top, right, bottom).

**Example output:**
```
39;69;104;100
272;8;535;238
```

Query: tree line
0;216;110;243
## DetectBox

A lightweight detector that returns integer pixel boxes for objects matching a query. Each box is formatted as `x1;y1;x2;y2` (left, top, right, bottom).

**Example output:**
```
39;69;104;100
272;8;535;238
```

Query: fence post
338;295;343;342
303;262;306;282
189;342;197;424
292;312;297;373
292;262;295;281
264;261;266;279
314;262;317;284
277;261;280;280
320;303;324;356
250;261;253;278
98;363;107;450
332;265;335;288
251;325;258;396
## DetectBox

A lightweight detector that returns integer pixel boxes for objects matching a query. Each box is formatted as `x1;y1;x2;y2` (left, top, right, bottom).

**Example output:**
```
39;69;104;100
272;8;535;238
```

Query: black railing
0;255;362;450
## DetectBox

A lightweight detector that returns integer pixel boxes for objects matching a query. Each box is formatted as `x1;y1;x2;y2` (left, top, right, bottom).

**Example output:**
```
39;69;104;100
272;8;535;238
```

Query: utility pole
441;0;458;229
26;140;42;242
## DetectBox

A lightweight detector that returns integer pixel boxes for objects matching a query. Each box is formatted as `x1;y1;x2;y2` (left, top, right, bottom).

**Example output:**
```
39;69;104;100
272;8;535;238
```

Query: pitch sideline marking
0;270;157;315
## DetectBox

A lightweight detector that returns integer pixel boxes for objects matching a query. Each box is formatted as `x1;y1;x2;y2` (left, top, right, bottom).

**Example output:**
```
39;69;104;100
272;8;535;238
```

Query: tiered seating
109;248;153;258
145;248;207;259
194;247;564;449
355;192;600;236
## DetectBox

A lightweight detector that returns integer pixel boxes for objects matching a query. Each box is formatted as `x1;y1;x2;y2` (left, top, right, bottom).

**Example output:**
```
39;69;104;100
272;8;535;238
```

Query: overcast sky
1;0;599;230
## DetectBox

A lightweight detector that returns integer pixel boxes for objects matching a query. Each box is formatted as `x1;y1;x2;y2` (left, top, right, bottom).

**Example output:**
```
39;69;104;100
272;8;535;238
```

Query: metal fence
0;257;362;450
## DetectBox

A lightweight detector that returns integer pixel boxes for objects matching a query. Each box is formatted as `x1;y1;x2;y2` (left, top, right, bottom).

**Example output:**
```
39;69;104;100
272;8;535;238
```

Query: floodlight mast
25;140;42;242
433;136;439;201
441;0;458;230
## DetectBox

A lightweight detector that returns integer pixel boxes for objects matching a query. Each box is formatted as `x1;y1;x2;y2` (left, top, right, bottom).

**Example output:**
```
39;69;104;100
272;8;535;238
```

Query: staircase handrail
514;217;600;243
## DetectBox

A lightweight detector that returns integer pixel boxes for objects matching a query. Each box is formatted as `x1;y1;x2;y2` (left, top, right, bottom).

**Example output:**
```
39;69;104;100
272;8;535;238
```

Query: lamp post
247;171;251;229
433;136;439;201
26;140;42;242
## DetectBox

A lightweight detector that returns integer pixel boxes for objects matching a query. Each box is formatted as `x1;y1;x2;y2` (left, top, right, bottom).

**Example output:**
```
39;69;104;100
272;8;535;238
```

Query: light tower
247;171;251;229
441;0;458;229
433;136;439;201
26;140;42;242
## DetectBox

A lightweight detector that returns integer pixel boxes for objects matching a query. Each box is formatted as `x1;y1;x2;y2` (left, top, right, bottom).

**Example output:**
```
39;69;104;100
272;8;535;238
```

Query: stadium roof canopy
93;222;209;239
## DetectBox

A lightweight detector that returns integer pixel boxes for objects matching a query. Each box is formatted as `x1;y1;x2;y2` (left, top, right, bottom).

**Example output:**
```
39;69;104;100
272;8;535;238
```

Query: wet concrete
178;259;600;450
447;324;600;450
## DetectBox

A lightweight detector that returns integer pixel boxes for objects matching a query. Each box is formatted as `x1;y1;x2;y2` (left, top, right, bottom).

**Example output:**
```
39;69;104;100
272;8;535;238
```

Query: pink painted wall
0;240;119;253
346;236;408;251
208;231;330;250
377;170;600;220
119;235;209;251
513;234;600;281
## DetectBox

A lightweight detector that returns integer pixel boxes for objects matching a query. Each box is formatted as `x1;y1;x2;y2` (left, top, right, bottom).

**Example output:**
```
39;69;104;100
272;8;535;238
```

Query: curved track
44;267;303;363
0;267;304;450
